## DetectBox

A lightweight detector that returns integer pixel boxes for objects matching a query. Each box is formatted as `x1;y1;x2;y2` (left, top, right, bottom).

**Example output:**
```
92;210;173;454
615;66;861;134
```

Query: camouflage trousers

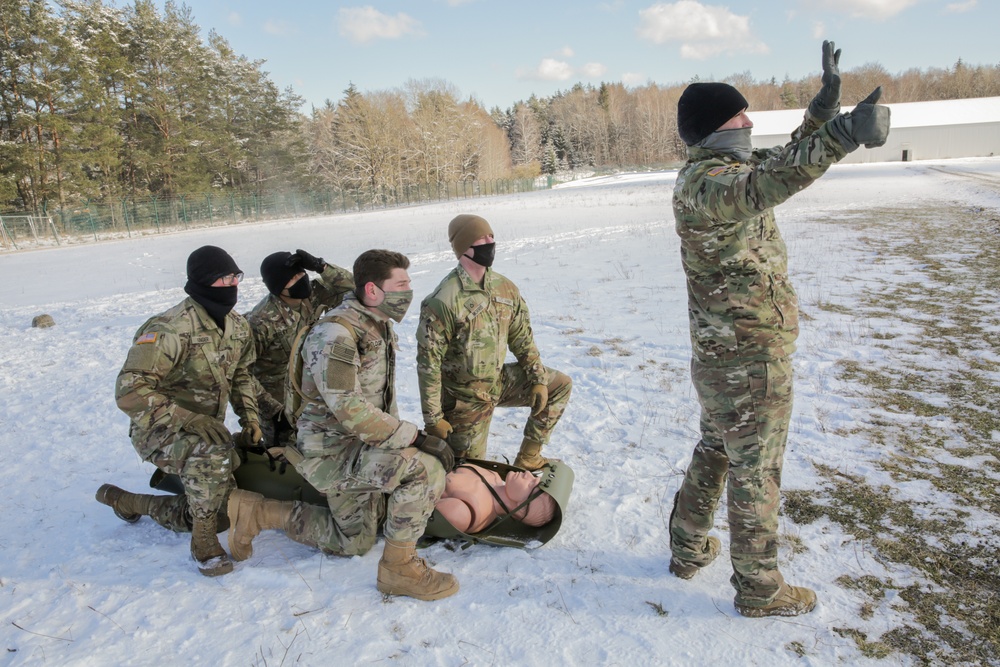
290;438;446;556
444;364;572;460
670;357;793;606
134;425;236;523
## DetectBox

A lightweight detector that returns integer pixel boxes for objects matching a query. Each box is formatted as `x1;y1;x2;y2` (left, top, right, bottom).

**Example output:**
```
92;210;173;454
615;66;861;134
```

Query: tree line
4;0;1000;215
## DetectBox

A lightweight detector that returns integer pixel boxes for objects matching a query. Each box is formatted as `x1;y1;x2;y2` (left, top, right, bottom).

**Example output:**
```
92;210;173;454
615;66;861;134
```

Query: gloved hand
809;40;842;122
826;87;891;153
291;249;326;273
414;432;455;472
529;384;548;416
245;421;263;445
182;414;232;447
426;418;453;440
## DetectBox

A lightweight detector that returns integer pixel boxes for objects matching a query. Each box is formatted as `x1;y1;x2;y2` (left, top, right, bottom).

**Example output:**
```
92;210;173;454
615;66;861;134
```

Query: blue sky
161;0;996;111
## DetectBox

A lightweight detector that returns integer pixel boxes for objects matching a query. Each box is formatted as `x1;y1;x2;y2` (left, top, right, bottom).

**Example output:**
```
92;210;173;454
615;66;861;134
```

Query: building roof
750;96;1000;136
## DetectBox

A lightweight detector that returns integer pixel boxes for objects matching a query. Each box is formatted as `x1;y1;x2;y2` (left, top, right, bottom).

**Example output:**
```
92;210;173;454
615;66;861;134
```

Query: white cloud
580;62;608;78
338;6;423;44
945;0;977;12
804;0;919;20
559;46;575;58
227;12;242;26
517;58;574;82
622;72;646;85
637;1;769;59
263;19;295;37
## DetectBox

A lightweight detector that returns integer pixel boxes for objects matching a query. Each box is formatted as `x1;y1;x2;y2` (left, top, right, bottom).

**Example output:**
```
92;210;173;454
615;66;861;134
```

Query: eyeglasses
215;272;244;286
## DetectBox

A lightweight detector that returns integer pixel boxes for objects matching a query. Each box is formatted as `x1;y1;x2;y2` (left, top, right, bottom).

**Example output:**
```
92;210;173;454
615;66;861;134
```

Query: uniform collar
456;263;494;292
187;296;228;335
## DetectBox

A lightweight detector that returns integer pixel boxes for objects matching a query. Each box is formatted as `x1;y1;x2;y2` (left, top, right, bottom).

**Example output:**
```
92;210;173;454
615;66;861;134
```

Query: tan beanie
448;214;494;258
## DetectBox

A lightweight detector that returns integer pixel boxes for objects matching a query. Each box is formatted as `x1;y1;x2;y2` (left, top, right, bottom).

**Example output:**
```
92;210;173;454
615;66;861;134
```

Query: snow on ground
2;157;1000;666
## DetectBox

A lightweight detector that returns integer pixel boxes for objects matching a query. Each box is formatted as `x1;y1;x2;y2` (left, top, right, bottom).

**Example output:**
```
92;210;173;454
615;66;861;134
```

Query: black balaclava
260;251;302;297
286;274;312;299
184;245;241;330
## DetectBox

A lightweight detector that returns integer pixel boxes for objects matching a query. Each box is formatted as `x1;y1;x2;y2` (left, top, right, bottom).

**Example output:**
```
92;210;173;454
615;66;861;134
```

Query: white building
750;96;1000;163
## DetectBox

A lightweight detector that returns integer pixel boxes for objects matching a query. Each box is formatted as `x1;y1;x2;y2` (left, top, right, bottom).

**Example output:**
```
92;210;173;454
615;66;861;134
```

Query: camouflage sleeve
683;126;850;222
306;321;418;449
236;375;282;424
313;263;355;310
415;298;454;425
115;327;189;430
229;323;260;425
506;291;546;386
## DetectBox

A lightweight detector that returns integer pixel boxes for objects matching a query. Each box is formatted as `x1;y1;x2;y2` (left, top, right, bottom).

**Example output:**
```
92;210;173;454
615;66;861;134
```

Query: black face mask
185;281;238;330
286;275;312;299
468;242;496;268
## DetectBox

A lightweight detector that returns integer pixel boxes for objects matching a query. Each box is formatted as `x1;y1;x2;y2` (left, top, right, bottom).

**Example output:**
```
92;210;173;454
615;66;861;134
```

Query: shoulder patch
330;338;358;365
135;332;158;344
707;165;740;177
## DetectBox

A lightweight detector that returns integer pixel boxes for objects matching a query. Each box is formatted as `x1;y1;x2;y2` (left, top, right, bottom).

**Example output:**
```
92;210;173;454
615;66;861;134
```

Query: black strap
457;464;547;541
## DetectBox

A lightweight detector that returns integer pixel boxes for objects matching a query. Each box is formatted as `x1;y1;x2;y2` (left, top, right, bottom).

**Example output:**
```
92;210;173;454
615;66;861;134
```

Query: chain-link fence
2;178;544;251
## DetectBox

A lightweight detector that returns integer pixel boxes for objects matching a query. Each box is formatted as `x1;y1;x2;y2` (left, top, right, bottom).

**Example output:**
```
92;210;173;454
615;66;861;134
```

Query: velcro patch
136;332;158;344
494;296;514;307
326;357;357;391
707;165;740;178
330;339;358;365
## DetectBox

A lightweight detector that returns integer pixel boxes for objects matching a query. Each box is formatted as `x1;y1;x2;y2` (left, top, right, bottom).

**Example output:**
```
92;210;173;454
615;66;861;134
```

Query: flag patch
136;332;158;344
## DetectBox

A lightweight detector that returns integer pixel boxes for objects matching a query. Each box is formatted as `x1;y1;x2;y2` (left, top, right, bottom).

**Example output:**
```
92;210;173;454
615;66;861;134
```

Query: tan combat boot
669;536;722;580
735;583;817;618
376;538;459;601
190;511;233;577
96;484;152;523
227;489;294;561
513;438;550;471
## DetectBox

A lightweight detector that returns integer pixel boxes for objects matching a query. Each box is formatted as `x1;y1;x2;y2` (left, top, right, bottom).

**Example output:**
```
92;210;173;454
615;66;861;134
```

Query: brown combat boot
513;438;551;471
95;484;150;523
669;536;722;580
190;511;233;577
227;489;293;561
376;538;459;601
735;583;817;618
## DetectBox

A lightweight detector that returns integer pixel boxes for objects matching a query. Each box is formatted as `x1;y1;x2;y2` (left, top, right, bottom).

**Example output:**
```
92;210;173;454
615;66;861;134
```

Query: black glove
414;432;455;472
182;413;232;447
809;40;842;122
291;249;326;273
826;87;890;153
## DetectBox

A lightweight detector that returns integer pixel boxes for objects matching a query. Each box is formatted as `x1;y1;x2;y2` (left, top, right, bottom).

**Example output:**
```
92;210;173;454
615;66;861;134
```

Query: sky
3;156;1000;664
146;0;998;112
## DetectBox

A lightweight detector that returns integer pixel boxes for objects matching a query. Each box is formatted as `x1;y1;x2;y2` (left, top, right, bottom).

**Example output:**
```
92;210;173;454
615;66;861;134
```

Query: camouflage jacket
244;264;354;415
673;113;850;366
416;265;545;425
296;294;419;457
115;297;259;456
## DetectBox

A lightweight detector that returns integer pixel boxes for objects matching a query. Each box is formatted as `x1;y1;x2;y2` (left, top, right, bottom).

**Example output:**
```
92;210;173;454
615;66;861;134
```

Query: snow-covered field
2;157;999;666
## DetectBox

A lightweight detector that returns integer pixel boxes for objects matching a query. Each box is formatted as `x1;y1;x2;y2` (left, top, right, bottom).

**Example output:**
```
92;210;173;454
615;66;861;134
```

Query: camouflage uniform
670;114;850;606
416;265;572;459
285;294;444;556
243;264;354;442
115;297;259;528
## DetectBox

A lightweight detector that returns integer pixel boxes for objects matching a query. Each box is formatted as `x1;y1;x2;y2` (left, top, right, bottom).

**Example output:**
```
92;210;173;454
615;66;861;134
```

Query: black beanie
260;251;302;296
186;245;241;286
677;82;749;146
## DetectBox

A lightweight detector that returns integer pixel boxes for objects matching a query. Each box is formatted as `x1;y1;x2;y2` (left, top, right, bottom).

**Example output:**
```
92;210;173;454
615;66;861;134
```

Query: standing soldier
242;249;353;446
97;245;262;577
227;250;459;601
669;41;890;616
416;214;572;470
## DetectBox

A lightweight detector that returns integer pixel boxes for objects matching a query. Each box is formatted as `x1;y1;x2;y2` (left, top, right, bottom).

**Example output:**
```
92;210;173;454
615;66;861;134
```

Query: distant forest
4;0;1000;214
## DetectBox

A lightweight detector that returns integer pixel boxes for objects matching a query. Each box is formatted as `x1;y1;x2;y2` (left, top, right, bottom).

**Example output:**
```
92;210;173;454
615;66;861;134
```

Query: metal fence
2;178;544;251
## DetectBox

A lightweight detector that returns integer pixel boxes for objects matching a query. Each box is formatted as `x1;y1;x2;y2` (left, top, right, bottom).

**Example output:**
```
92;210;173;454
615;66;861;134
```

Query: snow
3;156;1000;665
